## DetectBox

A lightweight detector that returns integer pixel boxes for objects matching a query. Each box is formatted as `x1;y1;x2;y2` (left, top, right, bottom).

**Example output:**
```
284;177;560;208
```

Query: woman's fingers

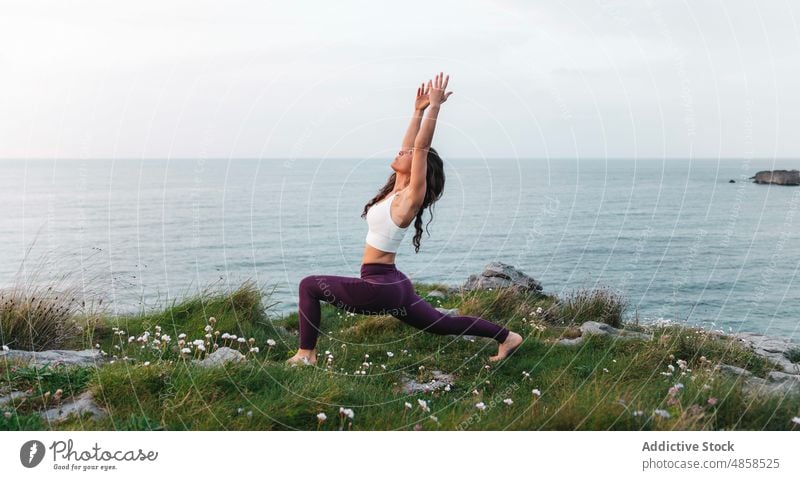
442;74;449;90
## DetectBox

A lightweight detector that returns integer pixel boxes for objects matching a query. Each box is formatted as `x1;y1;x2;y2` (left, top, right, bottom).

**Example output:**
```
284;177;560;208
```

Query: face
390;148;414;173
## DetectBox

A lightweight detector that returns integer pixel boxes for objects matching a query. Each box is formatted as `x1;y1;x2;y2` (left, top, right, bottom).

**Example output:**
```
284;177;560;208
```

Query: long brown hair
361;147;446;253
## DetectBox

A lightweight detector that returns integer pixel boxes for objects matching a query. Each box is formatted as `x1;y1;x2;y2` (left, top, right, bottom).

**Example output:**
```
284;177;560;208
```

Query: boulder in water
749;169;800;186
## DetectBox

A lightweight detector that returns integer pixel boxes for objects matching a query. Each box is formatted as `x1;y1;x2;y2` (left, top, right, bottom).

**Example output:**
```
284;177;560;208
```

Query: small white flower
386;351;394;358
339;407;354;419
417;399;429;412
222;333;230;339
237;337;246;343
143;361;150;366
535;306;543;314
444;384;451;392
654;409;671;418
531;389;541;397
317;412;327;422
204;325;213;332
633;410;644;417
181;348;191;354
667;364;675;372
503;398;513;405
472;389;480;395
238;407;244;414
792;416;800;425
404;402;412;409
266;339;276;347
178;333;187;339
603;368;609;373
3;411;12;418
475;402;486;411
246;410;253;418
250;347;259;353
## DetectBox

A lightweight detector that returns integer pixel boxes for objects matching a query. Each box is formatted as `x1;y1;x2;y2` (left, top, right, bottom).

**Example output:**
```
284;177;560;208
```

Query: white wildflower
503;398;513;405
475;402;486;411
532;389;541;397
266;339;276;347
317;412;327;422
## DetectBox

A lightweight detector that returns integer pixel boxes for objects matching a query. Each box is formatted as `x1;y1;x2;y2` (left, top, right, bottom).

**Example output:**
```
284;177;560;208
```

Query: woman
286;72;523;366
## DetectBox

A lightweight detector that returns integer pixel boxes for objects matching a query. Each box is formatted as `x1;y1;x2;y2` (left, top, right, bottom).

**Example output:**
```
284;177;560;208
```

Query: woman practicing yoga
286;72;523;366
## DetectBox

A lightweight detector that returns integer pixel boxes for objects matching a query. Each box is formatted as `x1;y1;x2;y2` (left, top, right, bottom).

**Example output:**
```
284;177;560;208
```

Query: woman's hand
414;82;430;111
427;72;453;107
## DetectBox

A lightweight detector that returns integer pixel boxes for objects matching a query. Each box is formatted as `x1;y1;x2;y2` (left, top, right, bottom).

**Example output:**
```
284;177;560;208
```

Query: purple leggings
297;262;510;350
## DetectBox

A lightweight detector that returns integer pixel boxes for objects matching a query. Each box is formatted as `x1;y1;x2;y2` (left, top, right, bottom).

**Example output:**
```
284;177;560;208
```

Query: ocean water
0;157;798;341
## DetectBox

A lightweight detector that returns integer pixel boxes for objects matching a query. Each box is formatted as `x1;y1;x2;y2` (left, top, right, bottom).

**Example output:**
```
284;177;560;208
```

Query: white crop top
365;191;409;253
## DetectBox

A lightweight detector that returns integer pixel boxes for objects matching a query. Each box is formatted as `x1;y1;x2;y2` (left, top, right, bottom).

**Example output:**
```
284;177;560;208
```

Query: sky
1;0;799;160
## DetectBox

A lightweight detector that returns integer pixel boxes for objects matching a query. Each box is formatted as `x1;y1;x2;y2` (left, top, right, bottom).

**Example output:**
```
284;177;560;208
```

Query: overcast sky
1;0;799;160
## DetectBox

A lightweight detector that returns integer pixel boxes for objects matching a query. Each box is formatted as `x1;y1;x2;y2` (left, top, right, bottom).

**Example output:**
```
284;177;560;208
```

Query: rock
435;307;459;316
40;390;107;423
192;346;246;367
427;290;446;298
0;391;27;406
400;369;454;394
767;371;800;384
729;179;736;183
557;321;653;346
458;262;543;294
749;169;800;186
0;348;105;368
715;365;800;398
716;363;753;378
727;332;800;374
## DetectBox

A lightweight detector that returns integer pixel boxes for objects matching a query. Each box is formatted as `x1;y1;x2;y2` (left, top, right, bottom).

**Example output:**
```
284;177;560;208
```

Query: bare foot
286;348;317;367
489;331;523;362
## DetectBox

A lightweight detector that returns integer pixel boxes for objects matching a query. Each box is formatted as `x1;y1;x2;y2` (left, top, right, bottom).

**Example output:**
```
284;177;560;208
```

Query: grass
2;280;799;431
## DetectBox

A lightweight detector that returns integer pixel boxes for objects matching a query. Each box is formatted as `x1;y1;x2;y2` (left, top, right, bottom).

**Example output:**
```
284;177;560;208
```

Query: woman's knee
299;275;323;297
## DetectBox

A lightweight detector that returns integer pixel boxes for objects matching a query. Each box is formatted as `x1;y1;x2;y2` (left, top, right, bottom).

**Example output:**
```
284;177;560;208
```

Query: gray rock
749;169;800;186
0;391;27;406
727;332;800;374
766;371;800;384
192;346;246;367
427;290;446;298
557;321;653;346
400;369;454;394
0;348;105;368
715;365;800;398
716;363;753;377
459;262;543;294
40;390;107;424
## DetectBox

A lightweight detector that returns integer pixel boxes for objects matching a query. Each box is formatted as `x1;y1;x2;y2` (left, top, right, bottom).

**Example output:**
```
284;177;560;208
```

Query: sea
1;157;798;341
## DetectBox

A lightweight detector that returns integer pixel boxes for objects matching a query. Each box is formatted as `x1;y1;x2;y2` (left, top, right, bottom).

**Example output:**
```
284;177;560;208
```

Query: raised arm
400;83;430;150
408;72;452;203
